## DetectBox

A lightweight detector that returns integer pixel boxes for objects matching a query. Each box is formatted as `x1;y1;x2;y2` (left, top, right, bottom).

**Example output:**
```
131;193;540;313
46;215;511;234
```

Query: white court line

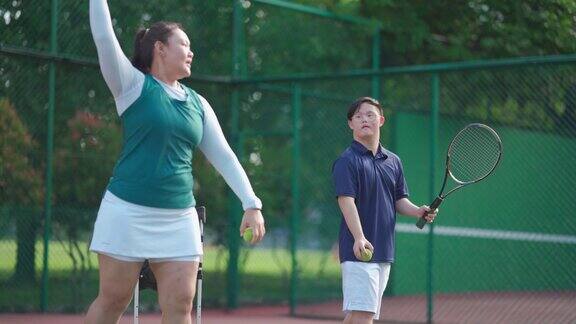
396;223;576;245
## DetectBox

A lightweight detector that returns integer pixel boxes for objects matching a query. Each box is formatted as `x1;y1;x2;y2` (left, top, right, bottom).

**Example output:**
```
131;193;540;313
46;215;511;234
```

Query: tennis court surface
2;291;575;323
0;305;340;324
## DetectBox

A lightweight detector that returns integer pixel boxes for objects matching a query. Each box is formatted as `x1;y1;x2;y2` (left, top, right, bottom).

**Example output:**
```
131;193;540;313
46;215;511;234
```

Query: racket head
446;123;502;184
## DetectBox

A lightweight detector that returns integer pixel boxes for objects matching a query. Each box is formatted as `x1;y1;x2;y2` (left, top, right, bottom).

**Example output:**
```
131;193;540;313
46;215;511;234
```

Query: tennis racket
416;123;502;229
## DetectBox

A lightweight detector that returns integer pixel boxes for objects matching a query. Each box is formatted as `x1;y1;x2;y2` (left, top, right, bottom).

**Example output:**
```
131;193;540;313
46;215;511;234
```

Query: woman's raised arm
89;0;143;115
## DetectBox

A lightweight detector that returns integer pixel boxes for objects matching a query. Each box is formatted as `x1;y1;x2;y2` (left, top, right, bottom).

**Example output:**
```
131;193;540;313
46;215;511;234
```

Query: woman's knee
96;284;134;312
158;285;195;313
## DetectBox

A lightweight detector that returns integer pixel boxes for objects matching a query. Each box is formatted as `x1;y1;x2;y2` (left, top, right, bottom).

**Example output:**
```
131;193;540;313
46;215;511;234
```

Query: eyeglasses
352;112;380;121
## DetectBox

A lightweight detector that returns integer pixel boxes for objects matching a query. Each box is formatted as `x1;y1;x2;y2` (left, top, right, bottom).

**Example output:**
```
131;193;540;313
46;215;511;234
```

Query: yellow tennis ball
360;249;373;262
243;227;253;243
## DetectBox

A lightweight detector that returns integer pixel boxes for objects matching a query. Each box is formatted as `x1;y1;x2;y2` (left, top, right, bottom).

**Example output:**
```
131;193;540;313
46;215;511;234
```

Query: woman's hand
239;209;265;244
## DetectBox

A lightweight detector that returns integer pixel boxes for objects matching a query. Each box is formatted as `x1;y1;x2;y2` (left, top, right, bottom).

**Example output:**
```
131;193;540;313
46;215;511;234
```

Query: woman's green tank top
107;75;204;208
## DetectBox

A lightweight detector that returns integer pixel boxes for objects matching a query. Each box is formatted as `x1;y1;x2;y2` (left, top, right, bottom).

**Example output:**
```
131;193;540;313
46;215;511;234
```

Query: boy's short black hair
347;97;384;120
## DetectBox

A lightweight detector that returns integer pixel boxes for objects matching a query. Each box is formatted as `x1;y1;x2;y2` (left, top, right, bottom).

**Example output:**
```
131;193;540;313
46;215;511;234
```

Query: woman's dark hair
347;97;384;120
131;21;183;73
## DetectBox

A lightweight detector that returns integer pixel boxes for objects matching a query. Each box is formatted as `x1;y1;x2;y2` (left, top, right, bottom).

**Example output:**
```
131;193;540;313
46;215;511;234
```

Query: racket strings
449;125;501;183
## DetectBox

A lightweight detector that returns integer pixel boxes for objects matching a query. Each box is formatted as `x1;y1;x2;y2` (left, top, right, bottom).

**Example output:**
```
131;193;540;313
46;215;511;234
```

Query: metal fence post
227;0;247;310
427;73;440;323
40;0;58;312
290;83;302;315
371;26;381;101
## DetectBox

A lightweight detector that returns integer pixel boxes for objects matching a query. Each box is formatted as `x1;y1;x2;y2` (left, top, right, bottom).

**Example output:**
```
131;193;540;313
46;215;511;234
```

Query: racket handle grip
416;197;443;229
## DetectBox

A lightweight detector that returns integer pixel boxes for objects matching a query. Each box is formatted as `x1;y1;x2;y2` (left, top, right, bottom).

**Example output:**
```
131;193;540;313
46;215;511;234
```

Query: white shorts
90;191;202;259
341;261;391;320
101;251;200;263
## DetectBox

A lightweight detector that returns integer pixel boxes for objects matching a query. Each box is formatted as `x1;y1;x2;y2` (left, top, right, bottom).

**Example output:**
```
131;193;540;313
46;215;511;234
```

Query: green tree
296;0;576;65
0;98;44;283
54;110;121;208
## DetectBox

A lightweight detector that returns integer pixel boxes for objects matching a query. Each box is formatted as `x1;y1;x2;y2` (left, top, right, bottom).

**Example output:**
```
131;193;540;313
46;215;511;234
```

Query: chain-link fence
287;62;576;322
1;0;575;322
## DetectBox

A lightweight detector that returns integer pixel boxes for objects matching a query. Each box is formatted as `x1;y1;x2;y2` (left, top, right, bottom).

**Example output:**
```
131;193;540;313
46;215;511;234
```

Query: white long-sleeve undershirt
90;0;262;210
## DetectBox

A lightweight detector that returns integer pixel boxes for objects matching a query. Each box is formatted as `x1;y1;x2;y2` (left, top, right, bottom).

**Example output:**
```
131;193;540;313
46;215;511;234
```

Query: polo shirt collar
351;140;388;159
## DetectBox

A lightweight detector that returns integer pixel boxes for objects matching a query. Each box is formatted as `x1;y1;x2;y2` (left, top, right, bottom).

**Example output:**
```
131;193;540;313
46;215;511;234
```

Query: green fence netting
1;0;575;322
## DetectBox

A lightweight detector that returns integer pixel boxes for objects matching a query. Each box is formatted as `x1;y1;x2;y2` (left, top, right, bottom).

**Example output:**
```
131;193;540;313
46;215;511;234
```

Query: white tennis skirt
89;190;202;258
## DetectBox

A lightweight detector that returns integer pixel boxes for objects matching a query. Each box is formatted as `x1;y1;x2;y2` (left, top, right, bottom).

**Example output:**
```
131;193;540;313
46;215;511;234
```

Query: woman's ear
154;41;166;58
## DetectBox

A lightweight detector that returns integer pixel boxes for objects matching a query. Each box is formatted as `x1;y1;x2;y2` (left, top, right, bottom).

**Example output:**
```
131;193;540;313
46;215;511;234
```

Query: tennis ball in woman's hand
360;249;373;262
243;227;253;243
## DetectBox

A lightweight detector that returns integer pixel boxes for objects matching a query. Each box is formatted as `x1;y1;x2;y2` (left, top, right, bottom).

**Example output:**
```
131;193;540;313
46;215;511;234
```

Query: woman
86;1;265;323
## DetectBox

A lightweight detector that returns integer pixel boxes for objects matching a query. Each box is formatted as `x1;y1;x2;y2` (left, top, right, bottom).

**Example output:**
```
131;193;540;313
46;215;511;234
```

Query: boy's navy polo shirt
332;140;409;263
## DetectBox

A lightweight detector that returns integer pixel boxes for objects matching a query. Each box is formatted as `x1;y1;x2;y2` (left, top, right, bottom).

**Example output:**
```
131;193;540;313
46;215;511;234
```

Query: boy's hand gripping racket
416;123;502;229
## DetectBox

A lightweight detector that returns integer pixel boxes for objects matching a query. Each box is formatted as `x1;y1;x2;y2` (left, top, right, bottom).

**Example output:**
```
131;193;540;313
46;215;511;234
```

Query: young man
332;97;436;324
